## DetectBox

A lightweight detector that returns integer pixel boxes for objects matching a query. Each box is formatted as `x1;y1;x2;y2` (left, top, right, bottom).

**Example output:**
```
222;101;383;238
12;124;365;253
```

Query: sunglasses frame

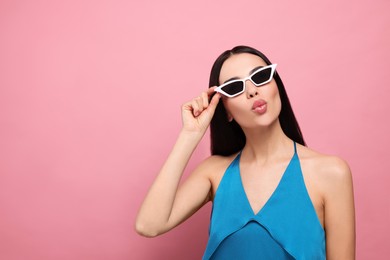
214;64;277;98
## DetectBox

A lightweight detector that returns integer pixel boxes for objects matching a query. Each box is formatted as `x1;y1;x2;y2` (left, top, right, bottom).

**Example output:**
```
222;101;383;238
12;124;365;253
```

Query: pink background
0;0;389;259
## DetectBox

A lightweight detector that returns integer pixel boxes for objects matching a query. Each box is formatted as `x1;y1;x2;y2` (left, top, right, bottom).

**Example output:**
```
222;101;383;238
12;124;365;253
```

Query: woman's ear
226;112;233;122
222;99;233;122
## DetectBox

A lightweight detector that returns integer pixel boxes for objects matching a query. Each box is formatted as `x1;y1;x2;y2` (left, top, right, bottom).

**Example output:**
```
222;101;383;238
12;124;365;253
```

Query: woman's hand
181;87;220;135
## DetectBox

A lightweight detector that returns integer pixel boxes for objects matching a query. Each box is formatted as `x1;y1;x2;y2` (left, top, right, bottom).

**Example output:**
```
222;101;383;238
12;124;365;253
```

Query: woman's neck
241;119;292;163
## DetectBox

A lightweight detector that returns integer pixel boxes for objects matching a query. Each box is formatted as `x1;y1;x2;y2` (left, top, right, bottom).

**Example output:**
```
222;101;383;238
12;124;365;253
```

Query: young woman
135;46;355;259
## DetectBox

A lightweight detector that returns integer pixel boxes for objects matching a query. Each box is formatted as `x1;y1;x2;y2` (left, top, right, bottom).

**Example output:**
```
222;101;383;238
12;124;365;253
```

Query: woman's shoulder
192;153;239;179
296;144;352;189
198;153;238;170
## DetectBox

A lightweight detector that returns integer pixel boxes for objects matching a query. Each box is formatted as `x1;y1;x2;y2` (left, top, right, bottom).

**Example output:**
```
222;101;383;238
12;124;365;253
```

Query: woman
135;46;355;259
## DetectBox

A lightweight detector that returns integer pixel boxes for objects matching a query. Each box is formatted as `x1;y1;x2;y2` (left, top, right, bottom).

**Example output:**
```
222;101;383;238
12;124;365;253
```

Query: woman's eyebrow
249;65;265;75
222;65;265;84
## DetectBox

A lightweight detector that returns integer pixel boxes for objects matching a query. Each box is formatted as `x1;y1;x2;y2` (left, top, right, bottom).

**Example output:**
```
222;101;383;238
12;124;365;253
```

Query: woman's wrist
178;128;205;143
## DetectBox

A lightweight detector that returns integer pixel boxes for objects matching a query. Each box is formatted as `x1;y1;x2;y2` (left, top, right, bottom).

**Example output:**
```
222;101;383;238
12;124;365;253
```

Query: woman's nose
245;80;258;98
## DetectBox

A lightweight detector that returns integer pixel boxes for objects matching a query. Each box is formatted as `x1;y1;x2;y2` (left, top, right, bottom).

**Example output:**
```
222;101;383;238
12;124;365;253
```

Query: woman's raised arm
135;88;220;237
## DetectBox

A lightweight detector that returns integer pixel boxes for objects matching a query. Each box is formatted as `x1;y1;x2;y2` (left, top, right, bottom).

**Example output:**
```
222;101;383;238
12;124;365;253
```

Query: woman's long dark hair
209;45;305;156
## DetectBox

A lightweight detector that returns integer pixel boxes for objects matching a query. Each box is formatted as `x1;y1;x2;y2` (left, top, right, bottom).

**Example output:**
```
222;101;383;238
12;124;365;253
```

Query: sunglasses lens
252;67;272;85
221;81;244;96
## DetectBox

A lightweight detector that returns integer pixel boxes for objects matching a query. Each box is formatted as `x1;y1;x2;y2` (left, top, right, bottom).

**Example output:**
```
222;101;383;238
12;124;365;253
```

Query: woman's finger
207;86;218;97
208;92;221;112
184;87;221;118
191;99;200;116
201;91;209;109
195;96;205;114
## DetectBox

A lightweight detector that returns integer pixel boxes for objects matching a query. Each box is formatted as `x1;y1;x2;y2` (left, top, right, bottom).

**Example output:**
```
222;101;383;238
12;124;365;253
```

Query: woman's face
218;53;281;130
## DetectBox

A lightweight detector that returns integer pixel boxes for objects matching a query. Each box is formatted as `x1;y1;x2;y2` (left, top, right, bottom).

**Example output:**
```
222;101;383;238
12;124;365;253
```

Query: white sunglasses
214;64;277;98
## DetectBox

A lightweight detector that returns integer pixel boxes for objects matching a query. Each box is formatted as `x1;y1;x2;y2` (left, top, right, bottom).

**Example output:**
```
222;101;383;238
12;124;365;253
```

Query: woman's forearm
135;130;203;237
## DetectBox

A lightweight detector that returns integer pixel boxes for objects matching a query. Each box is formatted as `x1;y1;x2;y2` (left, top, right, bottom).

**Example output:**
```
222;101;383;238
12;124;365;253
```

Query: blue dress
203;142;325;260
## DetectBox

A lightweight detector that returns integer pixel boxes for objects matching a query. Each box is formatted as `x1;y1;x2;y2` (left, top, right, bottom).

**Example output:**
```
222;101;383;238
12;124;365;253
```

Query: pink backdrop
1;0;389;259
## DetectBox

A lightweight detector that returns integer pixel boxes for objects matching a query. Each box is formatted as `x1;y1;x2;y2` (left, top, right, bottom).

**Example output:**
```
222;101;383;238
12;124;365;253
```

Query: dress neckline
236;142;297;216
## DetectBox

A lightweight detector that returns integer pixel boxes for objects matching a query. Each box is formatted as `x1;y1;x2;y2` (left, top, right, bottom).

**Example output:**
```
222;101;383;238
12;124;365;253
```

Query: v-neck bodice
237;146;295;216
203;142;325;260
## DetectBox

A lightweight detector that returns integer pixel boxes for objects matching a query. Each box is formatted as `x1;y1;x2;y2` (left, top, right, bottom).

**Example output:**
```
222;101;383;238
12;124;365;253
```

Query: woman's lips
252;99;267;114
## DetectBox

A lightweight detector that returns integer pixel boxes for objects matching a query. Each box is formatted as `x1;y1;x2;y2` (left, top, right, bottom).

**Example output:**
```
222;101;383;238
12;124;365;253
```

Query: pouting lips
252;99;267;110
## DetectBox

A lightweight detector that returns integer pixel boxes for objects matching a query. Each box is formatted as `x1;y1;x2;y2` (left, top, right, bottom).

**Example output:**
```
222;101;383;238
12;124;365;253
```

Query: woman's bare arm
324;157;356;259
135;88;220;237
